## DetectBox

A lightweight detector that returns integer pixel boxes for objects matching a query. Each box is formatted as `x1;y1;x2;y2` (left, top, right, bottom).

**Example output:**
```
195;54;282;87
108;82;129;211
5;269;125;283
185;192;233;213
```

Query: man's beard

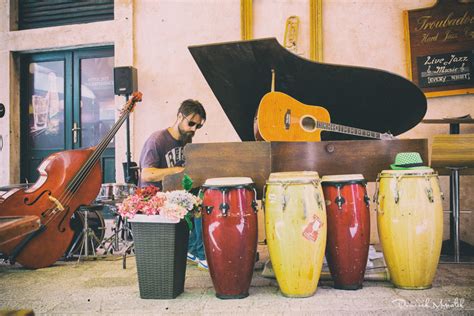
178;126;194;143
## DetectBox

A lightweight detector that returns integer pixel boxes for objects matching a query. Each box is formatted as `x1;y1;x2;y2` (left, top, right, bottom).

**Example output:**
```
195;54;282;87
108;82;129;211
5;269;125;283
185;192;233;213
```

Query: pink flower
117;185;200;221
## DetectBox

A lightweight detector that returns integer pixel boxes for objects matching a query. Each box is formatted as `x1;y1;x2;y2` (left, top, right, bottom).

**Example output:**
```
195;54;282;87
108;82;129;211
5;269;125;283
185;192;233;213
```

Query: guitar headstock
120;91;143;115
380;132;397;140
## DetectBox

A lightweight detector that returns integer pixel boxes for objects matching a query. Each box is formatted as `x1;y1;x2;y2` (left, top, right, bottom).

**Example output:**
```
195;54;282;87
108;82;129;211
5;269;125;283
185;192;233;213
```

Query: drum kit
64;182;137;261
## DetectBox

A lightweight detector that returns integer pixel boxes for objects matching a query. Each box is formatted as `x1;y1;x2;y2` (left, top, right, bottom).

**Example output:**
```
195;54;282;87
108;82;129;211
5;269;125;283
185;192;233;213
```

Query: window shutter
19;0;114;30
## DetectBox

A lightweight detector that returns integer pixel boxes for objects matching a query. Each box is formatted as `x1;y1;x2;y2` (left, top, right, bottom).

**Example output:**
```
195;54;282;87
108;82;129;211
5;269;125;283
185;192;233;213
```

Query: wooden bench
0;216;41;248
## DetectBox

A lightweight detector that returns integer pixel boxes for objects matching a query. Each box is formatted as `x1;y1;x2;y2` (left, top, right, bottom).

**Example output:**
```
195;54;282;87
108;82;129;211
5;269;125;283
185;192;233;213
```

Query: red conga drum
321;174;370;290
201;177;258;299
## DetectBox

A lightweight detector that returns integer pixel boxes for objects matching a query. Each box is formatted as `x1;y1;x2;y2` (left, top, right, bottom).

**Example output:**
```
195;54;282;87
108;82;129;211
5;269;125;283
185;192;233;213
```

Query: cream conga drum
376;169;443;289
264;171;327;297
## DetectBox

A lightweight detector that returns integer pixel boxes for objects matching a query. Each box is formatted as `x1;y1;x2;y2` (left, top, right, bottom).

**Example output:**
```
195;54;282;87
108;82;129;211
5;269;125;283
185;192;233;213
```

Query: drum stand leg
114;215;120;250
99;211;133;255
122;242;135;269
98;218;119;254
75;210;102;262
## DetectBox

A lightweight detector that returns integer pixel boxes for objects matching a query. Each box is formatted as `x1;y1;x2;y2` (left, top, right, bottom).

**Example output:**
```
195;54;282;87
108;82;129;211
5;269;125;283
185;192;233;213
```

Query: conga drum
264;171;326;297
201;177;258;299
321;174;370;290
376;169;443;289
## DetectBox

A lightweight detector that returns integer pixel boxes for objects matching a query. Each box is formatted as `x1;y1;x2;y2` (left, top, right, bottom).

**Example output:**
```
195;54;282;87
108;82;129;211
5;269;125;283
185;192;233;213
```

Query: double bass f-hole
57;206;71;232
24;189;52;206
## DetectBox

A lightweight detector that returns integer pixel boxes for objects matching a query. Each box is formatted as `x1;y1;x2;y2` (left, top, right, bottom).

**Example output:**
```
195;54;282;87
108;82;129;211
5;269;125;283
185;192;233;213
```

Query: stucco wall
0;0;134;184
131;0;474;148
0;0;472;243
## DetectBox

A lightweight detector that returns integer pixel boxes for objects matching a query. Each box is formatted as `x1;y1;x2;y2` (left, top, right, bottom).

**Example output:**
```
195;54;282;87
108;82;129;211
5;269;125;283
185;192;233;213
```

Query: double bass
0;92;142;269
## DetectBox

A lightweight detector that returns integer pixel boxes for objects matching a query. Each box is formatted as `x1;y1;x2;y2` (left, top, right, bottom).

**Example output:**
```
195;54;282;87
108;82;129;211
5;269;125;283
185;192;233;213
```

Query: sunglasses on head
182;115;203;129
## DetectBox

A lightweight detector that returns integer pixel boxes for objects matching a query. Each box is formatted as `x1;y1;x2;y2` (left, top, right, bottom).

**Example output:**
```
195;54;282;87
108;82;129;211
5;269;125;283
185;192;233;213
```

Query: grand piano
163;38;428;197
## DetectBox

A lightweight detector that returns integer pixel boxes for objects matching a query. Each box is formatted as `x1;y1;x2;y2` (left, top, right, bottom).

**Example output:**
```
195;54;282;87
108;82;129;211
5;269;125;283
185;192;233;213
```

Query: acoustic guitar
256;92;395;142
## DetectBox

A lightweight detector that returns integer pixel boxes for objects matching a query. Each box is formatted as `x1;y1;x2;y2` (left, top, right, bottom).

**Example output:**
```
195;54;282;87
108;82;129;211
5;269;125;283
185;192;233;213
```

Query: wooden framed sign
404;0;474;97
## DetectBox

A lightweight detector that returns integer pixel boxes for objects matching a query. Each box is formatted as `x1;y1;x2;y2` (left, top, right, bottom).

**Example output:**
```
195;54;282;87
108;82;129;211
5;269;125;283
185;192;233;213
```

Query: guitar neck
316;121;382;139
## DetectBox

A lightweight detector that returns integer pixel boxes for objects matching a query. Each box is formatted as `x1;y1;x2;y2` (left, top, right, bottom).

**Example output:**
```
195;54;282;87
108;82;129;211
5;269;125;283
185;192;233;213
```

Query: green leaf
182;173;193;192
184;213;193;230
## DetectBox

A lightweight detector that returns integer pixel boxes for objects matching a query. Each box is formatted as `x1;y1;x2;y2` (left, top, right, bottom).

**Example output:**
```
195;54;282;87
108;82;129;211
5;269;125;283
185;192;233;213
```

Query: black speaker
114;66;138;96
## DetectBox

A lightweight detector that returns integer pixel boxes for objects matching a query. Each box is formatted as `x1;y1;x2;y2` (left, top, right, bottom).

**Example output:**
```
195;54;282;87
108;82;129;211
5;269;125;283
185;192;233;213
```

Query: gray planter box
129;215;189;299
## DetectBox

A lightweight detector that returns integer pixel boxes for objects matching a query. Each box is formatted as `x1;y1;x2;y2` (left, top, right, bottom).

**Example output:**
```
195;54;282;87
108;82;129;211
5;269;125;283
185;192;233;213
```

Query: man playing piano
138;99;208;270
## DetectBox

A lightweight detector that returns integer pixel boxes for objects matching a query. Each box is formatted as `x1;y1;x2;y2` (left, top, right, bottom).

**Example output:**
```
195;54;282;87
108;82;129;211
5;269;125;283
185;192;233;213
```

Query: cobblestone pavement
0;246;473;315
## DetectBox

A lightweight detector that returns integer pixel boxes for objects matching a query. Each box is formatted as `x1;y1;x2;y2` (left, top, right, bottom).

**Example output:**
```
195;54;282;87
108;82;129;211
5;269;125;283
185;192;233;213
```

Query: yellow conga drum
376;169;443;289
264;171;327;297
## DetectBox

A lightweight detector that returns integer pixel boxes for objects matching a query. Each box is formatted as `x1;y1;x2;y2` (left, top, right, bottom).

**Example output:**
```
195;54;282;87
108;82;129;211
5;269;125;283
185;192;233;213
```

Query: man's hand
141;166;185;182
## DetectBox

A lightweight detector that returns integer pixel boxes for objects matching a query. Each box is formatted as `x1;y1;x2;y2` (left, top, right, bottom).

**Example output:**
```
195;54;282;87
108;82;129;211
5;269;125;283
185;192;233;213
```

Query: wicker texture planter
130;215;189;299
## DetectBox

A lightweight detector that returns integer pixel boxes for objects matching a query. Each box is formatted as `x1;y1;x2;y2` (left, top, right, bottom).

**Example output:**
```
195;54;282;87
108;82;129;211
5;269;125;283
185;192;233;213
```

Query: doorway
20;47;115;184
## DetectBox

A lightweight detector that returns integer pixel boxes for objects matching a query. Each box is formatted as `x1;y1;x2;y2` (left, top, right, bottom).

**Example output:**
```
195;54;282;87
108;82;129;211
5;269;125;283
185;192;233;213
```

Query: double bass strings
42;106;129;222
41;96;137;226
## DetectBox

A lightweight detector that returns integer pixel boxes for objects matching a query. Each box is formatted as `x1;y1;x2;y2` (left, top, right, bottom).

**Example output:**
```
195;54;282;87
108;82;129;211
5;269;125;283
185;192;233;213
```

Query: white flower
165;190;199;211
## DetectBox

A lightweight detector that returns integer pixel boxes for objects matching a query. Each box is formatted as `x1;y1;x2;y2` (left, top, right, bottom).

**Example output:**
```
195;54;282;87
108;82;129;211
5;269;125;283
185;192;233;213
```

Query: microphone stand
124;94;132;184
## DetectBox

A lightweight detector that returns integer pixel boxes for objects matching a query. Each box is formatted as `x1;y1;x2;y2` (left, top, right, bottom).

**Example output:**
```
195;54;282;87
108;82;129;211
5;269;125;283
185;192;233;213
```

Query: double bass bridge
48;195;65;213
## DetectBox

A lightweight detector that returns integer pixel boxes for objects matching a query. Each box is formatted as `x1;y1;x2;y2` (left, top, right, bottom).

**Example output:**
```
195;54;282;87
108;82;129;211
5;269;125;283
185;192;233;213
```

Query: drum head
379;168;435;177
267;171;319;183
203;177;254;187
321;174;366;185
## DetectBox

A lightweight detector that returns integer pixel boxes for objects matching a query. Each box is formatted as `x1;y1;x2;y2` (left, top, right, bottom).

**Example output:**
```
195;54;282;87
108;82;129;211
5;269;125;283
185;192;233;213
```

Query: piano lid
189;38;427;141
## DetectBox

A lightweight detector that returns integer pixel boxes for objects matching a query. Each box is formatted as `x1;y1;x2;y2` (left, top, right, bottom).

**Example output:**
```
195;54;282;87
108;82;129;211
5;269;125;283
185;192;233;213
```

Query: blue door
20;47;115;184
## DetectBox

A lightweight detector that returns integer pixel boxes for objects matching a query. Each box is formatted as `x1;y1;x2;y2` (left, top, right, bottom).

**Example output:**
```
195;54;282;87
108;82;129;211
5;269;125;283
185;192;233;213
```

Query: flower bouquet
119;184;201;299
118;185;201;230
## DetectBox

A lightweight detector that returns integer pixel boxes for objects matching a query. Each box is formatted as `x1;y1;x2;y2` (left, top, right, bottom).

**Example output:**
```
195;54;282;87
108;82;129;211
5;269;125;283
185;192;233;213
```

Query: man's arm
141;166;184;183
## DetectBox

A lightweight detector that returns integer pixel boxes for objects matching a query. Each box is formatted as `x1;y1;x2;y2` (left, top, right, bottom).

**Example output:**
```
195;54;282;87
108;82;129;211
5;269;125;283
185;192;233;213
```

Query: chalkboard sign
404;0;474;97
417;50;473;88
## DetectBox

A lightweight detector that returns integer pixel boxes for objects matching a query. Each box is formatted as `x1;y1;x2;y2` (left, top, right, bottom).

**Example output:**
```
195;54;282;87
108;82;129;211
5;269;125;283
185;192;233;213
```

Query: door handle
72;122;81;144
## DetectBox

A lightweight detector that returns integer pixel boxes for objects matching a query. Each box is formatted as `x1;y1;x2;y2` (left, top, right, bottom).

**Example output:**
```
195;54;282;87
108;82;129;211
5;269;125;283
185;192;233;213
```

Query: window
18;0;114;30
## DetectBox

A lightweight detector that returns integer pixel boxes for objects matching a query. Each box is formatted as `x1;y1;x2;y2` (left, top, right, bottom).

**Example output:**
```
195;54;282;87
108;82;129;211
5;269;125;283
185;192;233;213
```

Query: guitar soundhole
301;116;316;131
